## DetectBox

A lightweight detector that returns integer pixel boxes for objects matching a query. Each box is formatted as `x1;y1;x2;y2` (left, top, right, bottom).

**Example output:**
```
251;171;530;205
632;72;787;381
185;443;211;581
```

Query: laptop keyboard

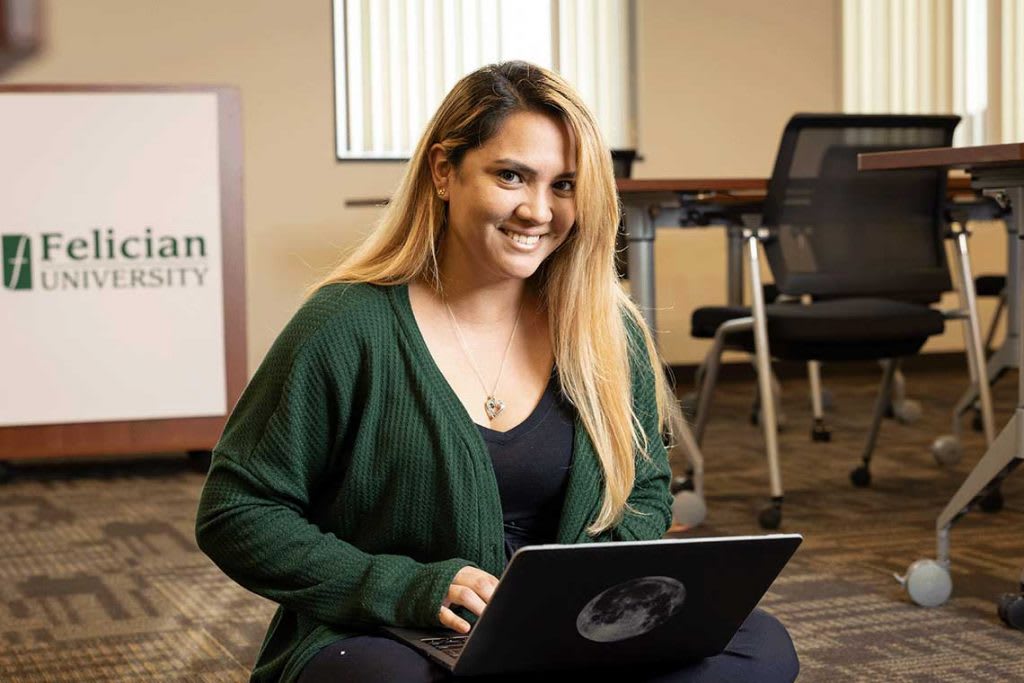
420;635;469;658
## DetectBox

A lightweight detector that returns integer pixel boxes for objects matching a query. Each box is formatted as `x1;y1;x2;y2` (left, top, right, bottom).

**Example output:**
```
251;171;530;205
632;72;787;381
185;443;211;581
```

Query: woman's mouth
499;228;543;247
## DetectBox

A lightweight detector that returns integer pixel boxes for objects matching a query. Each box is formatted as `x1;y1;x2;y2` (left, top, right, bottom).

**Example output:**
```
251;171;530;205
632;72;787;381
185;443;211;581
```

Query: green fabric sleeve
194;302;474;630
197;456;472;629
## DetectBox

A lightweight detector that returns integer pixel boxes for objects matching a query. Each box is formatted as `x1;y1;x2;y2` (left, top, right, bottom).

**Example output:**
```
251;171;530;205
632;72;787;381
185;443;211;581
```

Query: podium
0;86;246;473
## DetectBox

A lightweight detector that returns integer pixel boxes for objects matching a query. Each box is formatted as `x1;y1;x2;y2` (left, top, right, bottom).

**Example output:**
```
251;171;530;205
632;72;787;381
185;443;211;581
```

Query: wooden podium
0;86;247;472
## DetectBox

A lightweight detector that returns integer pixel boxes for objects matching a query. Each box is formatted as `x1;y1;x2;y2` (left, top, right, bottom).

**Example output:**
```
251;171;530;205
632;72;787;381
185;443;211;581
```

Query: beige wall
2;0;1005;373
634;0;841;363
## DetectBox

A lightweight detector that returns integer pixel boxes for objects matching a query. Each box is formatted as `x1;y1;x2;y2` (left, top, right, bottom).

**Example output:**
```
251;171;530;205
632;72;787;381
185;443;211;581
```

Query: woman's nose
515;191;553;225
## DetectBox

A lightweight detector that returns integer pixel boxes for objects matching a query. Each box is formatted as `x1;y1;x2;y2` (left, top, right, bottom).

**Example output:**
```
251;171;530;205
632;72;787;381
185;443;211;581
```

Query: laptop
382;533;802;676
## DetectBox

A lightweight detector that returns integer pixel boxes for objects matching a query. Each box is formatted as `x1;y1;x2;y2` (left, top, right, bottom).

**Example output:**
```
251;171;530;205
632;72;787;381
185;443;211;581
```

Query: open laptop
382;533;802;676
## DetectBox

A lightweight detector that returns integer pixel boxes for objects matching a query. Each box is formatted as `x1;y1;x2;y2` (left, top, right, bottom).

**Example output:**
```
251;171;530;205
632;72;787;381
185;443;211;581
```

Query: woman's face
432;110;577;285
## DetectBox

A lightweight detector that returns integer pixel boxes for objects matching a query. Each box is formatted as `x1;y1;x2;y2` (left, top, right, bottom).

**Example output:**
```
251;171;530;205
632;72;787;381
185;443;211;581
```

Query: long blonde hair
313;62;676;535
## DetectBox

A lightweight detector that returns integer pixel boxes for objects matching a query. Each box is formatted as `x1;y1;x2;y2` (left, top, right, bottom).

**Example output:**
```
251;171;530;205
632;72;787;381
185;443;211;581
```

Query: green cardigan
195;282;673;682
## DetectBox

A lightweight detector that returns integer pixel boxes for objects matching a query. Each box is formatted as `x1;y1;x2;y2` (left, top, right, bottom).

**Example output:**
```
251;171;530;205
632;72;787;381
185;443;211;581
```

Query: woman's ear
428;144;451;198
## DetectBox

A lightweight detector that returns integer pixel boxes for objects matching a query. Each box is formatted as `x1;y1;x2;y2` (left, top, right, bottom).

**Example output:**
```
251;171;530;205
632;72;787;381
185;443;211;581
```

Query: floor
1;362;1022;681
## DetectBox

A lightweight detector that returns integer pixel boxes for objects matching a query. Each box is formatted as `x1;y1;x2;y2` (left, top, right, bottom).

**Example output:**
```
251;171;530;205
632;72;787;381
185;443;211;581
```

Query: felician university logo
2;234;32;290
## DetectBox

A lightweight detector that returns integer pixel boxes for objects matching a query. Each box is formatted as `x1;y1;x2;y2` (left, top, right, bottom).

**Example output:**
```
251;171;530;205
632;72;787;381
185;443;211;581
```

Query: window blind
843;0;1024;146
1002;0;1024;142
332;0;635;159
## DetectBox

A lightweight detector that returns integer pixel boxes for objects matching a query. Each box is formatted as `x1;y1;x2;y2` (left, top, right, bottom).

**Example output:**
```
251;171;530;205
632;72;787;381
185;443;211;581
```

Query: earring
437;187;446;198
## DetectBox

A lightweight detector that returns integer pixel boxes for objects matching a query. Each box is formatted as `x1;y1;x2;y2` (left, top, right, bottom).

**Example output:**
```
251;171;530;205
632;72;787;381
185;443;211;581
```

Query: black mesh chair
690;113;996;529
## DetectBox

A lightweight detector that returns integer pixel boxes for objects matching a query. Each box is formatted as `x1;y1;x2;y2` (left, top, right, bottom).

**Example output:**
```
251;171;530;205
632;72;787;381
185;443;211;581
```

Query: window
842;0;1023;146
332;0;636;159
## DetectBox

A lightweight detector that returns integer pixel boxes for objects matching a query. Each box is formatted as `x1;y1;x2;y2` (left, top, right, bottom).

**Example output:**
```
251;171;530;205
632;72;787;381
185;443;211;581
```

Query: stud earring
437;187;446;198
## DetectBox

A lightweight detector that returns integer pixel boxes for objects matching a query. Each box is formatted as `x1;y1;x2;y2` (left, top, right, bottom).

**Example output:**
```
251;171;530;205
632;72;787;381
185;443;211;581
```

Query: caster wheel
979;487;1004;513
672;491;707;529
811;425;832;442
998;591;1024;630
680;392;698;422
670;475;694;495
931;435;963;466
971;410;984;433
892;399;922;424
899;559;953;607
0;460;12;484
758;504;782;530
187;450;212;473
850;465;871;488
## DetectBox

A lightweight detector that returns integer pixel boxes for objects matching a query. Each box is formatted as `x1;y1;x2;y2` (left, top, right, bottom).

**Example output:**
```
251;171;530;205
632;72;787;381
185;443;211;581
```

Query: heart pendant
485;396;505;420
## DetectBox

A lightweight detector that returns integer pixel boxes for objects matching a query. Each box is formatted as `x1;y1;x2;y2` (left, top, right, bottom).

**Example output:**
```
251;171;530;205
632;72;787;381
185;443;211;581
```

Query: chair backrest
762;114;960;299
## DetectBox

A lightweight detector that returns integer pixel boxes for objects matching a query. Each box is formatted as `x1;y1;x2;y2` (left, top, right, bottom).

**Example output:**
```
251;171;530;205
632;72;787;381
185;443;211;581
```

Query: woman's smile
498;226;545;249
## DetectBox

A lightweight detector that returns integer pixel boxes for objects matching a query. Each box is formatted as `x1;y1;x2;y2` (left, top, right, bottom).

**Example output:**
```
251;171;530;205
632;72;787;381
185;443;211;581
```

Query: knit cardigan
194;282;673;682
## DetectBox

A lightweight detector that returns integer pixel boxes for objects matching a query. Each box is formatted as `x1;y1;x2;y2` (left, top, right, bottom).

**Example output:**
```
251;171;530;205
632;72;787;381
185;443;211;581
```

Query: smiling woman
194;61;798;683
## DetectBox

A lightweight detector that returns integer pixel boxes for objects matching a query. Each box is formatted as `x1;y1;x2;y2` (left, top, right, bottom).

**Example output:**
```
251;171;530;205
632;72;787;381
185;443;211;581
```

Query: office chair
689;113;996;529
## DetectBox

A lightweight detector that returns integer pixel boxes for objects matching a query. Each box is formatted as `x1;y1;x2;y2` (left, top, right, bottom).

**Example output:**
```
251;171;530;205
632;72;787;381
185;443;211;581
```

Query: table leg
726;225;744;306
623;203;657;333
935;186;1024;564
952;211;1021;416
1004;209;1019;367
935;415;1022;559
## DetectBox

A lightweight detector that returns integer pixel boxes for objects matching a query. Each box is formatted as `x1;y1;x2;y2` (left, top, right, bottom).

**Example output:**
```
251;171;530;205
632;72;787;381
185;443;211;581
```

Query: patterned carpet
1;361;1022;682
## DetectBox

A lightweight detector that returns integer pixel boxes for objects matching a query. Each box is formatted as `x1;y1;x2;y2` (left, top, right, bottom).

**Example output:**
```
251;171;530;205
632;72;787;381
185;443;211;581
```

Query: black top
477;371;575;561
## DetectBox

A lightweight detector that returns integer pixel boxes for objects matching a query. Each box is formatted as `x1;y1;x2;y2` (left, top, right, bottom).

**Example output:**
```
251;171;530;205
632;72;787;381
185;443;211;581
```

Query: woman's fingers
438;566;502;632
446;582;489;617
438;605;471;634
475;572;499;603
457;570;499;606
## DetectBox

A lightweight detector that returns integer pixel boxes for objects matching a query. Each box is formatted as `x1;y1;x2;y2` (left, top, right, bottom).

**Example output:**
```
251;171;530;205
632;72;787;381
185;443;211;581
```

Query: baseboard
668;351;968;388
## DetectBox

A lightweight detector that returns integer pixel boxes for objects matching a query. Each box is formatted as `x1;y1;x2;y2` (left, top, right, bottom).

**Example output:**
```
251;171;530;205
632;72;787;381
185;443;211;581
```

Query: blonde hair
312;62;676;535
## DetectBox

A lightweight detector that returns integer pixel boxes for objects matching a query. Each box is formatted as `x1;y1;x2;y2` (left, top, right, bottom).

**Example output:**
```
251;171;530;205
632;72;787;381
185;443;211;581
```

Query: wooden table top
345;175;976;207
858;143;1024;172
615;175;972;196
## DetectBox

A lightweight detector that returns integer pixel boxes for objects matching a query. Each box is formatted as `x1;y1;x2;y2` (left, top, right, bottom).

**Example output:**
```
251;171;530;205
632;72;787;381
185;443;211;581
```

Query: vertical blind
842;0;1023;146
1003;0;1024;142
332;0;635;159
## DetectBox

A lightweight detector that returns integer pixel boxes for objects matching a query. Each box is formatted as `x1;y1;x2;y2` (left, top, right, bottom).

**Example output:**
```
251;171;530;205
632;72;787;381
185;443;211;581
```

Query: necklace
443;297;525;420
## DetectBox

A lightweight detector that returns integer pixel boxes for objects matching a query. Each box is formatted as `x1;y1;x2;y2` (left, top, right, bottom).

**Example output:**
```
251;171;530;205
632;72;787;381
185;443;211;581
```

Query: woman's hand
438;566;500;633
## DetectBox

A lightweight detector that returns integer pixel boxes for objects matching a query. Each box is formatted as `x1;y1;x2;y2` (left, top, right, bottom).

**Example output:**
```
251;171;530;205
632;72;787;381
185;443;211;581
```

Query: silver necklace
443;297;525;420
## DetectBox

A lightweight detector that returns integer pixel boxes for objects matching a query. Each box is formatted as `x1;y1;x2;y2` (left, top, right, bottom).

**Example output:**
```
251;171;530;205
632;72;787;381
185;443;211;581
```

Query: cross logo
2;234;32;290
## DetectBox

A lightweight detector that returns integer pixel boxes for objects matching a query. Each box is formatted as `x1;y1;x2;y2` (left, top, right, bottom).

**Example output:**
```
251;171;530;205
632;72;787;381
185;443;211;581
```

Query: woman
195;61;798;682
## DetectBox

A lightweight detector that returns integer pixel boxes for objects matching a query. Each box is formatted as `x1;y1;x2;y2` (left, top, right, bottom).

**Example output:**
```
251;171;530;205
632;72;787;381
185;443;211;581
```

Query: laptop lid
385;533;802;677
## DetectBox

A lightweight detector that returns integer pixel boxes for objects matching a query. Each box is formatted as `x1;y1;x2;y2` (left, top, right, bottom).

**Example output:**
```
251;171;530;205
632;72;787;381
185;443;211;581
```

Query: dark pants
297;608;799;683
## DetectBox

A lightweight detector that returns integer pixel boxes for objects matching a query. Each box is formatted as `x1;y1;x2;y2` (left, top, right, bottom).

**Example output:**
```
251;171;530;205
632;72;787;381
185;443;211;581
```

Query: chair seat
975;274;1006;297
691;298;946;361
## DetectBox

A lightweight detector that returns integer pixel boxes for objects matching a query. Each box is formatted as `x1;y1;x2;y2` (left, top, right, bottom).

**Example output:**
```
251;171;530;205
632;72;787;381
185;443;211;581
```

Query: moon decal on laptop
575;576;686;643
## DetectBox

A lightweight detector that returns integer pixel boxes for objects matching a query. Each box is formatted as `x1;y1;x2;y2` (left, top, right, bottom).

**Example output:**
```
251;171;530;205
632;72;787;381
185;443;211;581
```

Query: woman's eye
498;170;522;183
554;180;575;194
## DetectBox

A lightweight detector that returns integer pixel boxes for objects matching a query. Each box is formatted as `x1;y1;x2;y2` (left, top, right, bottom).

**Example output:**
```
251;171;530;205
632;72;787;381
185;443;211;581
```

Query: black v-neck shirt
476;370;576;561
